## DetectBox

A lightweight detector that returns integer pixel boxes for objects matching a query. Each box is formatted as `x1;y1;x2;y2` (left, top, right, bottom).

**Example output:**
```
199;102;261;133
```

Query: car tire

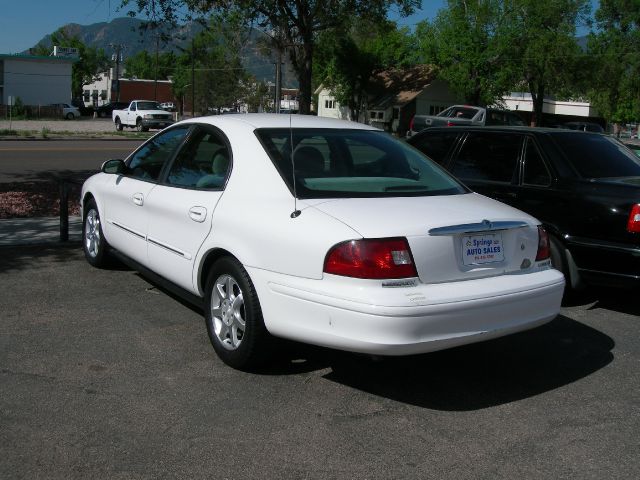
115;117;123;131
136;119;143;132
204;256;271;370
83;199;109;268
66;112;74;120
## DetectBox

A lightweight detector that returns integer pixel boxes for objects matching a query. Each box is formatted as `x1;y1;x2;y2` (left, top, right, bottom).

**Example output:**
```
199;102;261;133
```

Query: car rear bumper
250;267;565;355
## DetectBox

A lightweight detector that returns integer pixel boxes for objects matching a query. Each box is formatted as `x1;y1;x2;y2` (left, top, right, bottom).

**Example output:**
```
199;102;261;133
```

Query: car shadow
258;316;613;411
0;244;82;273
562;286;639;317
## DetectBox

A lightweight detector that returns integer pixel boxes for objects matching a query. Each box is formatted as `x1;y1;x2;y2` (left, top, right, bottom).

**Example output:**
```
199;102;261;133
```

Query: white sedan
81;114;565;370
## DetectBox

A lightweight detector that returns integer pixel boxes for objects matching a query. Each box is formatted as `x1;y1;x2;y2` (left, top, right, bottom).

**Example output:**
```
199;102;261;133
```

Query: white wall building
502;92;599;118
315;86;351;120
0;53;75;105
82;69;113;107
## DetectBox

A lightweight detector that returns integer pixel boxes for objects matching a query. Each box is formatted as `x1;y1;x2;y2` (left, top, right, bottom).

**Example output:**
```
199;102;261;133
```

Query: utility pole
274;49;282;114
109;43;124;102
154;34;160;101
191;38;195;117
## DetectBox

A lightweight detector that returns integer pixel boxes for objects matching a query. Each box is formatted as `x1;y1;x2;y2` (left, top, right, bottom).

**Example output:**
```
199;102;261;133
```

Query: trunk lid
309;193;543;284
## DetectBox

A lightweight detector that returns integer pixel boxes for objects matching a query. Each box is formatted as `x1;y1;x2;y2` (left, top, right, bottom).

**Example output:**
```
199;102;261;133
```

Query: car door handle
132;193;144;206
189;206;207;223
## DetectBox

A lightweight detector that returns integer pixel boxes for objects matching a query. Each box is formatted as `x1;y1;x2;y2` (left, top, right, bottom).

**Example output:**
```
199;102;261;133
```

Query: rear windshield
255;128;468;199
438;106;478;119
551;132;640;178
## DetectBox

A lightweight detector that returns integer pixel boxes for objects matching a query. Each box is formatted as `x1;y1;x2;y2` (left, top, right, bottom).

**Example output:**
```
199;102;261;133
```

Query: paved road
0;139;144;183
1;245;638;479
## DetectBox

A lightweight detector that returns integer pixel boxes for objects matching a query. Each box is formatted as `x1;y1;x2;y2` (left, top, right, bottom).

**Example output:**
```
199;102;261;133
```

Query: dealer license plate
461;233;504;266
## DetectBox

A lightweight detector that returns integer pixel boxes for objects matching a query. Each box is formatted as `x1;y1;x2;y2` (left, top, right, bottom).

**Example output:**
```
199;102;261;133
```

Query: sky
0;0;595;55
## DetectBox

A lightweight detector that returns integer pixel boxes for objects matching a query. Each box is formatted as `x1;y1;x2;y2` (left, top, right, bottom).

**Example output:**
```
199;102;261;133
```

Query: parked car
408;126;640;289
71;98;94;117
95;102;128;118
406;105;525;137
51;103;81;120
623;141;640;157
112;100;174;132
82;115;564;369
563;121;604;133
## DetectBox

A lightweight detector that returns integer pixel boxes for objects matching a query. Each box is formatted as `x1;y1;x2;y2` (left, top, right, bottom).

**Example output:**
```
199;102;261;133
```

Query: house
365;65;461;135
316;65;461;136
315;86;351;120
82;73;177;106
0;52;75;105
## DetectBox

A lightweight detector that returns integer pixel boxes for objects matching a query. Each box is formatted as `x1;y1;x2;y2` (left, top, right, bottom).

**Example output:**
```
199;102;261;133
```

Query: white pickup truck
112;100;174;132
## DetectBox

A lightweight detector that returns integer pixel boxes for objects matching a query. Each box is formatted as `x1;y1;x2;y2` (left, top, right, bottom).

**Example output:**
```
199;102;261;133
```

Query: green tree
32;28;110;98
124;50;178;80
415;0;514;106
315;19;416;120
120;0;420;114
587;0;640;124
501;0;591;126
189;14;249;113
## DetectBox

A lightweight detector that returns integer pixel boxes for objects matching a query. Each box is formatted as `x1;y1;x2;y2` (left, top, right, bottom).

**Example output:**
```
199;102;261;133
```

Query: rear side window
523;139;551;186
451;132;523;183
166;127;231;189
409;132;459;165
552;133;640;178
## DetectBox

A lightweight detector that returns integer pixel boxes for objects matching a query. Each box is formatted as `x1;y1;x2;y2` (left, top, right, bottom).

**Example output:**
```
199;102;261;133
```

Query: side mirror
101;159;127;174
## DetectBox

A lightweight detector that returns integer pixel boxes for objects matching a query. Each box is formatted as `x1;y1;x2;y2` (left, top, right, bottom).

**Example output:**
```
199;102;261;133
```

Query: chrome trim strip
429;220;529;236
564;235;640;254
110;220;146;240
147;237;192;260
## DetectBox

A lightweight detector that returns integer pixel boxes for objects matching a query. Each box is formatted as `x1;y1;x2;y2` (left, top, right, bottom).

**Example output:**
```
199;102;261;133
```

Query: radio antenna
290;112;301;218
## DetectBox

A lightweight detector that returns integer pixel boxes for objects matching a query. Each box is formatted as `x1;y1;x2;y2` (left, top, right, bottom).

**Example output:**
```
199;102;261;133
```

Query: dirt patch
0;182;81;219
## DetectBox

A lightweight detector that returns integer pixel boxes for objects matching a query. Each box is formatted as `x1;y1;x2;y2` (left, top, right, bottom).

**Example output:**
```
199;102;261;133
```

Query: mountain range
30;17;295;86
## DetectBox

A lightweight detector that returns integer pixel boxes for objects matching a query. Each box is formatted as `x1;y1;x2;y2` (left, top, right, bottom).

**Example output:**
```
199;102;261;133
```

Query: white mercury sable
81;114;565;370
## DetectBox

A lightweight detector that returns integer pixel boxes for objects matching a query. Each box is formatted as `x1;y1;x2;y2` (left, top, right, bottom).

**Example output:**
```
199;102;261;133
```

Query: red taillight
627;204;640;233
324;238;417;279
446;121;455;127
536;226;550;261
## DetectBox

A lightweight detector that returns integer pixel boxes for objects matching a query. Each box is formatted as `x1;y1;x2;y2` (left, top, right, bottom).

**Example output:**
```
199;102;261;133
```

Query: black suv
408;126;640;289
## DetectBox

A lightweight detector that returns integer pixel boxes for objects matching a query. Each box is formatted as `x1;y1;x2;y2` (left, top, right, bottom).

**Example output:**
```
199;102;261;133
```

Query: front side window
166;128;231;189
127;126;190;181
451;132;523;183
255;128;467;199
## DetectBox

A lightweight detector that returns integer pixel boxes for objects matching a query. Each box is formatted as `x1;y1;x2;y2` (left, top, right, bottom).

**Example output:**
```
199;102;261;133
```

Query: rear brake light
536;226;550;261
627;204;640;233
324;238;417;279
446;121;455;127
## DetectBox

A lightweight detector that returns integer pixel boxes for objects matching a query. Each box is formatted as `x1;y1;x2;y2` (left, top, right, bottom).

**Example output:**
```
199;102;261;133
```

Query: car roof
410;125;605;136
177;113;380;131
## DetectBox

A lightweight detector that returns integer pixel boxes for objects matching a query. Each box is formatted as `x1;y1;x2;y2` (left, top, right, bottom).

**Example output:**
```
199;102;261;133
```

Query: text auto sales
466;237;502;257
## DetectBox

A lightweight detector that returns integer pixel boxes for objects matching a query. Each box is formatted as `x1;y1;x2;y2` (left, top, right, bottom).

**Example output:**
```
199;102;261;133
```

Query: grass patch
0;129;18;135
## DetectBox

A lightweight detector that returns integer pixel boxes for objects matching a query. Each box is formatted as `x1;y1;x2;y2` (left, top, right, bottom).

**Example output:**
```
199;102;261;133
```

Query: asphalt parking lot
1;244;639;479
